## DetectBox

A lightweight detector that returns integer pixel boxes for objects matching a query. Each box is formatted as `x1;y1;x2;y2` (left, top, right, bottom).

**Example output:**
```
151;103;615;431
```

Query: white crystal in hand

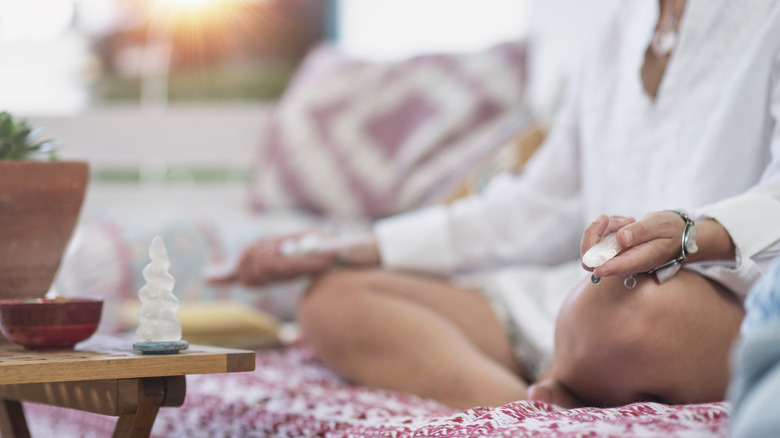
582;232;623;268
136;236;182;342
279;232;376;258
686;225;699;254
279;234;326;256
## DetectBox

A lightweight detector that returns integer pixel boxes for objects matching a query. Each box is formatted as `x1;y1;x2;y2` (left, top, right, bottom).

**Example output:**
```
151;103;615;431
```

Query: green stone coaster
133;340;189;355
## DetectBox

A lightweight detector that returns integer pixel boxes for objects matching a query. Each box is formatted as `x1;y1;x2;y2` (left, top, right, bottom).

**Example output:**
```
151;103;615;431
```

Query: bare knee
549;272;743;407
298;270;380;358
548;276;652;406
299;269;366;328
301;269;362;311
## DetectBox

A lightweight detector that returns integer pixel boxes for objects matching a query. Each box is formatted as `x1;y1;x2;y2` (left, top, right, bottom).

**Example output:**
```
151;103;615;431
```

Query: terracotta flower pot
0;161;89;302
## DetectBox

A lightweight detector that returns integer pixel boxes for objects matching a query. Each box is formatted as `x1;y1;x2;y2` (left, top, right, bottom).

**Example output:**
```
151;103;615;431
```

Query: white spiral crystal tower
136;235;182;343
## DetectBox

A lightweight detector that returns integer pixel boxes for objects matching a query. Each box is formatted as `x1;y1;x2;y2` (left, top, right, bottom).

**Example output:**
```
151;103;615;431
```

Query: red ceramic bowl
0;297;103;350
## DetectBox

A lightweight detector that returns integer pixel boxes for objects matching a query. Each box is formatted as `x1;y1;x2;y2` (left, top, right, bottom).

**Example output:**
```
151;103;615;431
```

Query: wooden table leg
112;376;186;438
0;376;185;438
113;378;165;438
0;399;30;438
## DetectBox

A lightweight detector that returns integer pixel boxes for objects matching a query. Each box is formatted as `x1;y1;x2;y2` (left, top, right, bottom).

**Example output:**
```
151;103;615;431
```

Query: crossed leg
300;268;744;410
529;271;745;407
298;269;528;410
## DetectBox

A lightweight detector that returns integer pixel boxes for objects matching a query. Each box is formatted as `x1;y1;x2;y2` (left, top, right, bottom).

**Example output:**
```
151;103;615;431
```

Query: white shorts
458;260;587;381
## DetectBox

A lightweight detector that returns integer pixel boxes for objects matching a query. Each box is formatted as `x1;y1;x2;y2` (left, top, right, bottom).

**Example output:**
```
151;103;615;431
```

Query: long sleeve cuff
373;205;455;276
691;191;780;298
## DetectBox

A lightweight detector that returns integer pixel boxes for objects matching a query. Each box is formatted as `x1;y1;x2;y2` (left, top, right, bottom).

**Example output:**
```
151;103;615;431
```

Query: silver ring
624;275;637;289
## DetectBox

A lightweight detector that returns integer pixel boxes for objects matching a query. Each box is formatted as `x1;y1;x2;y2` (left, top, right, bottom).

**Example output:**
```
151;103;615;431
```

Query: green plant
0;111;58;160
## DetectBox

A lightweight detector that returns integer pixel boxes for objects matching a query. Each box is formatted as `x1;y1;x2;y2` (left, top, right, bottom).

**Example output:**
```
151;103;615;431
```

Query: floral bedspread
25;347;730;437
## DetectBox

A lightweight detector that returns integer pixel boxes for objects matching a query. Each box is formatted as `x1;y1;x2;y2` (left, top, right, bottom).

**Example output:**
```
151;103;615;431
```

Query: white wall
336;0;620;117
526;0;619;116
28;103;272;218
29;104;270;169
337;0;530;60
0;1;94;115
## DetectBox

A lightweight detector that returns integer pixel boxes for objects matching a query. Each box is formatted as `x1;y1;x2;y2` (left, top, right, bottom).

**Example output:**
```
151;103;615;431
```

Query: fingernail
622;230;632;246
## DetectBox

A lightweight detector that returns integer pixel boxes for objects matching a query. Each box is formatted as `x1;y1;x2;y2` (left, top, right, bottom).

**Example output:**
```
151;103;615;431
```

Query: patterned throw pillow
248;41;529;220
442;121;547;204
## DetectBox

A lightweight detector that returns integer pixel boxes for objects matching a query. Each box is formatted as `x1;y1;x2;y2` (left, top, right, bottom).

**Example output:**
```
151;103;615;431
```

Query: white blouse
373;0;780;365
375;0;780;293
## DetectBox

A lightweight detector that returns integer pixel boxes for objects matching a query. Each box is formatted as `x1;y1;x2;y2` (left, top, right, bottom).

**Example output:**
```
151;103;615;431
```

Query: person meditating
211;0;780;409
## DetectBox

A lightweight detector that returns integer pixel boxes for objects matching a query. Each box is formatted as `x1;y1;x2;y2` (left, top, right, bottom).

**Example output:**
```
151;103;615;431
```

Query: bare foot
527;378;583;409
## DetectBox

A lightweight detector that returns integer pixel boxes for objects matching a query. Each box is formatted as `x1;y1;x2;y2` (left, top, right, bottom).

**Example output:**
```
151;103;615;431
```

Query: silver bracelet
648;209;699;283
590;209;699;288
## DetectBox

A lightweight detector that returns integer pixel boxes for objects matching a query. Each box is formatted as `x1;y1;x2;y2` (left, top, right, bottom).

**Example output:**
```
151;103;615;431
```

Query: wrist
648;209;698;283
683;218;736;264
670;209;699;259
335;232;381;267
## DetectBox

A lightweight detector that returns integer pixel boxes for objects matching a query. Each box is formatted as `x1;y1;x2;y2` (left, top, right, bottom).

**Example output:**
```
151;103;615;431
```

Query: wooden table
0;335;255;438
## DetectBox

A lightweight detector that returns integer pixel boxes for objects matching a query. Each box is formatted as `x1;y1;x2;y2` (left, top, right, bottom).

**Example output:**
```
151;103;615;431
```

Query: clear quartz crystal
136;236;182;342
582;232;623;268
279;234;326;256
279;232;374;258
686;225;699;254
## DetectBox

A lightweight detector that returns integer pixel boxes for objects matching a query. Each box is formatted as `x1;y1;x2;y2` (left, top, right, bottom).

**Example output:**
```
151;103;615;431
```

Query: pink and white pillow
248;41;530;220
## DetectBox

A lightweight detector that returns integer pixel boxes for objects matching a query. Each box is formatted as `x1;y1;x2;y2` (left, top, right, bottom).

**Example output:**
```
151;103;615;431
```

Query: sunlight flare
163;0;222;10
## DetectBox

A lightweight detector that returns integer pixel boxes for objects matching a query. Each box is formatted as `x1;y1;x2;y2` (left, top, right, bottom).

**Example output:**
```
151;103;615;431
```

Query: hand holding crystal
582;211;695;279
204;230;380;287
581;215;635;273
208;233;339;287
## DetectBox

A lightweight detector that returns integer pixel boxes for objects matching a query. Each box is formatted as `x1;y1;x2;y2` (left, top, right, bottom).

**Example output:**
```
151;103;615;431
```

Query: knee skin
546;272;743;407
298;270;369;363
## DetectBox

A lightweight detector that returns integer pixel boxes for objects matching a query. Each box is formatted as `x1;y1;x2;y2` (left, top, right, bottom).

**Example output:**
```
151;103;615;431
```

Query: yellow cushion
121;300;281;349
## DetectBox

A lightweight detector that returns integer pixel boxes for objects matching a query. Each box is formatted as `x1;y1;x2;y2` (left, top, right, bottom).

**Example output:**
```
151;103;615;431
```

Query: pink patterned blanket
26;347;730;437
